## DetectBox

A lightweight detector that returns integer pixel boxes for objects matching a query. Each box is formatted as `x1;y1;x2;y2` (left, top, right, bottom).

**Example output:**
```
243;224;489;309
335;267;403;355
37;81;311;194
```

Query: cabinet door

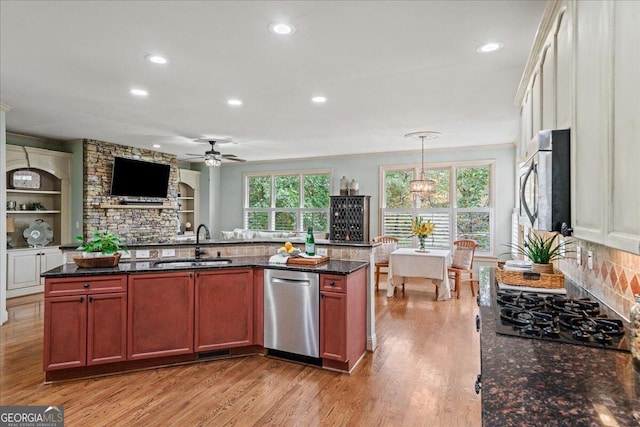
127;272;194;360
40;249;63;276
572;0;611;243
7;251;39;291
195;269;254;352
320;291;347;361
44;295;87;370
607;0;640;254
531;72;542;136
555;9;572;129
540;44;556;130
87;293;127;365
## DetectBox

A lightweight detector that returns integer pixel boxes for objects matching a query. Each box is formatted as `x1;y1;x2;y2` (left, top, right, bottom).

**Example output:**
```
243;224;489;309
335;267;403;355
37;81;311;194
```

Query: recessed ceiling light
476;42;504;53
146;54;168;64
152;144;161;148
130;88;148;97
270;22;295;35
227;99;243;106
311;96;327;104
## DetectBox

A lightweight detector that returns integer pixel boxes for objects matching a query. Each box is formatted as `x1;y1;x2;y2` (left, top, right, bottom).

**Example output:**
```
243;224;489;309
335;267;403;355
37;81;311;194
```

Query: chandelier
404;131;441;196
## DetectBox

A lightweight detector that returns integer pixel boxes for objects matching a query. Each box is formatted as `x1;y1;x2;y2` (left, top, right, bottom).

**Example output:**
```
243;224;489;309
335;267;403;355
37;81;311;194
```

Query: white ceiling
0;0;546;164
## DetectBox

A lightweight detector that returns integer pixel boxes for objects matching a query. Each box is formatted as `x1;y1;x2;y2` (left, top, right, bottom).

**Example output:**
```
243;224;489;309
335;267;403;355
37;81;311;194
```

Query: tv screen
110;157;171;198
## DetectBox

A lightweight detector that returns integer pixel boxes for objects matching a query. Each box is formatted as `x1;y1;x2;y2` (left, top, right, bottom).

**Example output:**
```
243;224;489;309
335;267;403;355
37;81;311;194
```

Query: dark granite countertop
479;268;640;427
41;255;369;278
58;239;375;250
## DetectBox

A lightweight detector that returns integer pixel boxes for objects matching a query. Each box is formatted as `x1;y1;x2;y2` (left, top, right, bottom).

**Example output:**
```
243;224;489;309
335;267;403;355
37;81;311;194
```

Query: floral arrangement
411;216;434;251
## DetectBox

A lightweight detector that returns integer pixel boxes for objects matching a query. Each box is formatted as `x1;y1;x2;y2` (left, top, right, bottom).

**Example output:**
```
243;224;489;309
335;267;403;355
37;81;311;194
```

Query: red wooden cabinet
127;272;194;360
87;293;127;365
319;268;367;370
320;289;347;360
194;269;254;351
44;275;127;371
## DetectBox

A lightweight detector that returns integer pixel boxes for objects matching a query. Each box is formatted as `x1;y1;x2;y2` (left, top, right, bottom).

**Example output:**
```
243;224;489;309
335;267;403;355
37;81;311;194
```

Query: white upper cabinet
572;0;611;244
516;0;640;254
555;9;572;129
607;0;640;253
540;44;556;130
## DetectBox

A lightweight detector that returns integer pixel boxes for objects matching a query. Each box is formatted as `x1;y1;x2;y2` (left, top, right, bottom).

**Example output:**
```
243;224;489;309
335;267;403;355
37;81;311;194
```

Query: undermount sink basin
153;258;233;268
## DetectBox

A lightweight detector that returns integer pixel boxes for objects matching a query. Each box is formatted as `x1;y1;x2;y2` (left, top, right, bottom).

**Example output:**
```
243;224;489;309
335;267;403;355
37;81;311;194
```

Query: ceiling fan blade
224;156;247;162
185;153;204;157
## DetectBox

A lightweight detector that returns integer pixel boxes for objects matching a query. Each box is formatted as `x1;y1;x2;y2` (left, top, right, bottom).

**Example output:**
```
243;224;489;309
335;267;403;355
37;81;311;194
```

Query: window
245;171;331;232
380;162;493;254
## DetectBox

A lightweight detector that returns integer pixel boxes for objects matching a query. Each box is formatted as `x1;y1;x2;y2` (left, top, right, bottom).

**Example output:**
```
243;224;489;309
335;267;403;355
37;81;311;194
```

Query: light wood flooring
1;276;481;426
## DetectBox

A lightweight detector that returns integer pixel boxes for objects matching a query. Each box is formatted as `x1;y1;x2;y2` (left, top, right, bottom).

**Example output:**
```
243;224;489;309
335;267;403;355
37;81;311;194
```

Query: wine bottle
305;227;316;256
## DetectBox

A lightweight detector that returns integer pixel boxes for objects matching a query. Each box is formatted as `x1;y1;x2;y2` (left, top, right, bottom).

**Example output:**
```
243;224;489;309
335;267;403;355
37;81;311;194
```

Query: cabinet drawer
45;275;127;297
320;274;346;293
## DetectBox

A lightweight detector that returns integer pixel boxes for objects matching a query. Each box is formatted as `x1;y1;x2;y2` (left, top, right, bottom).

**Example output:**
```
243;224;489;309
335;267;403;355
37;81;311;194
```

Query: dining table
386;248;452;301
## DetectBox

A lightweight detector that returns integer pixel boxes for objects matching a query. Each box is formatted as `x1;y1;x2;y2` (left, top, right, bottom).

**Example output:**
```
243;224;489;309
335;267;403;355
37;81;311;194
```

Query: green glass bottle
305;227;316;256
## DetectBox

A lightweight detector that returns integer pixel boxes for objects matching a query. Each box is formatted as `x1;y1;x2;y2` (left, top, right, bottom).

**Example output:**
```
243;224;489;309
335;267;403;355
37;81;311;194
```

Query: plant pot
73;252;121;268
531;262;554;274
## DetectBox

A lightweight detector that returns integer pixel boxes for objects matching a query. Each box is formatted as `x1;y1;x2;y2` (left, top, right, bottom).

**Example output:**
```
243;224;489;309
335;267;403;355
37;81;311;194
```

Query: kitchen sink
153;258;233;268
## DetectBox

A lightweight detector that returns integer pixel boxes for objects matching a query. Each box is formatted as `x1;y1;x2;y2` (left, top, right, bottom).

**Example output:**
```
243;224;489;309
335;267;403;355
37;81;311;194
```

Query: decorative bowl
73;252;121;268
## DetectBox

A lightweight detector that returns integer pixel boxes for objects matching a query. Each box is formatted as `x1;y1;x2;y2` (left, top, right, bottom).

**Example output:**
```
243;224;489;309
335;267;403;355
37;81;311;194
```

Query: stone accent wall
559;238;640;321
83;139;179;243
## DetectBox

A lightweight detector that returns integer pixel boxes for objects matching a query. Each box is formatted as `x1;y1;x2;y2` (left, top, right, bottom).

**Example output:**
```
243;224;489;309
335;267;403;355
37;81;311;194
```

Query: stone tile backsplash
559;238;640;321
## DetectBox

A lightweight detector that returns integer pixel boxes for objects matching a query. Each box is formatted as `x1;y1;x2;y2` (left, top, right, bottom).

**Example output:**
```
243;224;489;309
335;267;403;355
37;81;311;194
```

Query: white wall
1;103;10;324
216;144;516;258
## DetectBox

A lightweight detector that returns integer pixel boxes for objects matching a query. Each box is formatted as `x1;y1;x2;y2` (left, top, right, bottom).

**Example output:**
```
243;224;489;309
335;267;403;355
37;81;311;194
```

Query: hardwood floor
1;277;481;426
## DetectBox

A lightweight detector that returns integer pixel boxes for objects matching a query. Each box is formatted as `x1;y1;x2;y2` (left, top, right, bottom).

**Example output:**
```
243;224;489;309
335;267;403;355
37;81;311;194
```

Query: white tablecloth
386;248;452;301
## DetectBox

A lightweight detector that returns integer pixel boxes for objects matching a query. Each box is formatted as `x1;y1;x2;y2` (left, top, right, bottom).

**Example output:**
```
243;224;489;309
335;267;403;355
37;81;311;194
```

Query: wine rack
329;195;370;242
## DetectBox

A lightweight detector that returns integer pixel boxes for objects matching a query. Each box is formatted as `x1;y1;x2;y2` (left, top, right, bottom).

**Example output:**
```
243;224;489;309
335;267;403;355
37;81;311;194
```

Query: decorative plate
23;219;54;247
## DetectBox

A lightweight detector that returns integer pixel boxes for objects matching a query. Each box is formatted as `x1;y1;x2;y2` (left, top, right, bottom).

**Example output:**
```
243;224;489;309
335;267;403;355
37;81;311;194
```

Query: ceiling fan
184;140;246;166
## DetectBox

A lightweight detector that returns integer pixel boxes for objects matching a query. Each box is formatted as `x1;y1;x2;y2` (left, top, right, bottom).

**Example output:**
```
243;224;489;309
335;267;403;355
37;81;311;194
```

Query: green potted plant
506;232;572;274
74;230;128;268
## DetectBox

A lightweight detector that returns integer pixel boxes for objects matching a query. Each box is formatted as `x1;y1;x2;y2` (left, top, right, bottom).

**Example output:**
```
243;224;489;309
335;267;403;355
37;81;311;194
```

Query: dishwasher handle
271;277;312;287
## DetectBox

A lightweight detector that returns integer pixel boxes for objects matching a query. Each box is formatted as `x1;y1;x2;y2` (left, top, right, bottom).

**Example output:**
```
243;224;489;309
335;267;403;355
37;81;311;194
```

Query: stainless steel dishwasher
264;269;319;358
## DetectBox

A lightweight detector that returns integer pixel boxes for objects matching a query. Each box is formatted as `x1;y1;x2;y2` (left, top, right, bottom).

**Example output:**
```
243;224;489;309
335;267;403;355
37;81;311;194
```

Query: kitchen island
479;269;640;426
42;254;368;381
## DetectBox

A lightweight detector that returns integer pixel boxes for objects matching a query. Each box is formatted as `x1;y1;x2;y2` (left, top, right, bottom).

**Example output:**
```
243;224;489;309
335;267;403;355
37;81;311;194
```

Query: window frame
243;169;332;232
379;160;495;256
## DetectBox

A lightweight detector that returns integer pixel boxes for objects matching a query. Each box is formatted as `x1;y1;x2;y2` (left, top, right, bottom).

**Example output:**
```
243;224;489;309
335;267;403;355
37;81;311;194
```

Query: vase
416;235;429;252
631;295;640;372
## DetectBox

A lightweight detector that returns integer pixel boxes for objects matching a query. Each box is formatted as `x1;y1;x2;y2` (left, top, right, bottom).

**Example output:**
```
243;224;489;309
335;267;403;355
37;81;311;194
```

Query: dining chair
372;236;399;291
447;239;478;298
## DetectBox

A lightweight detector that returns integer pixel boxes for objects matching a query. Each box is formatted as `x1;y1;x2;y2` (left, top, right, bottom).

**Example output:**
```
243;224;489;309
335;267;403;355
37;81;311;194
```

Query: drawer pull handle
475;315;480;332
329;281;335;287
475;374;482;394
79;296;84;303
83;283;90;289
89;296;93;303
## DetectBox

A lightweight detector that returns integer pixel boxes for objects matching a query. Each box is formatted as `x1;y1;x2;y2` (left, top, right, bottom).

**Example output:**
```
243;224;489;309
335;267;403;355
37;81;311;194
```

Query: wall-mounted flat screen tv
110;157;171;198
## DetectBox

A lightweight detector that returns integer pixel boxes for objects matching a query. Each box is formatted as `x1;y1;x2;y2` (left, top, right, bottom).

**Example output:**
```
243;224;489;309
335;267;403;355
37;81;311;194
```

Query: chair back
452;239;478;269
372;236;398;264
373;236;399;244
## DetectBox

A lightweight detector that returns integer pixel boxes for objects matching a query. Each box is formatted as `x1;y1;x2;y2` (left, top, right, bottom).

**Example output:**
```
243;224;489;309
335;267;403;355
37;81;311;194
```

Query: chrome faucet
195;224;211;259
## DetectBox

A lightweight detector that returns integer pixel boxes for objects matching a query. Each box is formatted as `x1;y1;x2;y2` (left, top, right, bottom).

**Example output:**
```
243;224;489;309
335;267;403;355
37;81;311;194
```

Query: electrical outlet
587;251;593;270
576;246;582;265
118;250;131;259
559;238;566;257
317;248;328;256
162;248;176;257
136;249;150;259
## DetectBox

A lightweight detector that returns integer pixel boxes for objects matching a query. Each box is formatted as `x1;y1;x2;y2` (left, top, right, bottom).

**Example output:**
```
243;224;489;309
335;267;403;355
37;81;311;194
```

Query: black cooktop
493;287;630;352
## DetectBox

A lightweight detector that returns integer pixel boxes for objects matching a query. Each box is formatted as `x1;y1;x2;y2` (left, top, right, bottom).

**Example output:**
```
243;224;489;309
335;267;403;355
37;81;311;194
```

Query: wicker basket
73;252;121;268
495;266;564;289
